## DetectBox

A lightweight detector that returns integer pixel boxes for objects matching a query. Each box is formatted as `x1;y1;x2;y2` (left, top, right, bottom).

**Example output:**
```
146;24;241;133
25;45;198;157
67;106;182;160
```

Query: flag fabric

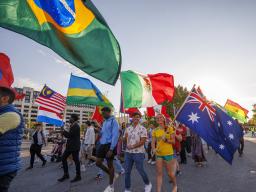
0;0;121;85
91;106;104;125
35;85;66;126
176;88;243;164
67;74;112;107
146;107;155;117
224;99;248;123
0;53;14;88
37;106;64;126
121;70;174;108
125;108;141;118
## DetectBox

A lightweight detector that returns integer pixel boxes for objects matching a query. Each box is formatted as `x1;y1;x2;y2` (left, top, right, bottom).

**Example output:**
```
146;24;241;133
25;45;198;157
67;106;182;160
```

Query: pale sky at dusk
1;0;256;117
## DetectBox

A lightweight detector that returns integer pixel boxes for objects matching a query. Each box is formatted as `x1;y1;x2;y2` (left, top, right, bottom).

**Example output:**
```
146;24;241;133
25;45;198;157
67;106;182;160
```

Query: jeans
62;150;81;176
0;171;17;192
125;152;150;190
180;140;187;163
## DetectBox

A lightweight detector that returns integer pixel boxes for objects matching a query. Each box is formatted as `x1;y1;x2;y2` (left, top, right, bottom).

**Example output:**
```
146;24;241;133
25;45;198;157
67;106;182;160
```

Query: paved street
9;139;256;192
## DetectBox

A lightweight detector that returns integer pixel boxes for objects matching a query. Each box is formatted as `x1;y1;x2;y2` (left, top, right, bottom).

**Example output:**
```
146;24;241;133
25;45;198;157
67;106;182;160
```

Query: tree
163;85;190;119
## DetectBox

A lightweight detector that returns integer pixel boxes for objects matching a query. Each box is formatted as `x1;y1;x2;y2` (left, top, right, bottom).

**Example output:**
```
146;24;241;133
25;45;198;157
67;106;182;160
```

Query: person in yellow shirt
152;114;177;192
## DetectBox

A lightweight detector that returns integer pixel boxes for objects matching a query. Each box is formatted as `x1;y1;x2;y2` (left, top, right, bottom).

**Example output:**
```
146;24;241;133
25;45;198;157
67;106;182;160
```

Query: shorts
156;155;175;162
96;143;117;159
82;144;94;157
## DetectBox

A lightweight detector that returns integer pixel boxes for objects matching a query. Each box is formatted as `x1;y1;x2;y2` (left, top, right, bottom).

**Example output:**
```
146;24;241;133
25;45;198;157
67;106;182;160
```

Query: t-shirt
124;124;147;153
152;126;175;156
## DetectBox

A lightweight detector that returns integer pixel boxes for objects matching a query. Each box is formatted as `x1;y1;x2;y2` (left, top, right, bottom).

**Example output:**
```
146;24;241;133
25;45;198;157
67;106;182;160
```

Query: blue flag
176;88;243;164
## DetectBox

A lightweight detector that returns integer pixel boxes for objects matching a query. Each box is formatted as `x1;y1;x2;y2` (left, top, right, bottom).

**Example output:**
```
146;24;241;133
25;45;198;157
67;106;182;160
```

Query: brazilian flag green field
0;0;121;85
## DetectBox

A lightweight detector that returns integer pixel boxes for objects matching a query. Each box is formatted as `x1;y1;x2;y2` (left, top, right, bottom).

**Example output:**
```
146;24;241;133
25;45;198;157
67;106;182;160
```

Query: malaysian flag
35;85;66;126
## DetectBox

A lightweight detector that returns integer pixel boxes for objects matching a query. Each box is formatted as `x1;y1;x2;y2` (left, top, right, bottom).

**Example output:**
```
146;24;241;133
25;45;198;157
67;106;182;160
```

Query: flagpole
173;84;196;122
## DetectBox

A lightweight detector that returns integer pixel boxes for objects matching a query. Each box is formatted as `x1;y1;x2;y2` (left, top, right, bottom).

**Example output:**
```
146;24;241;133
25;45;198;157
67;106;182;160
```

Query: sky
1;0;256;117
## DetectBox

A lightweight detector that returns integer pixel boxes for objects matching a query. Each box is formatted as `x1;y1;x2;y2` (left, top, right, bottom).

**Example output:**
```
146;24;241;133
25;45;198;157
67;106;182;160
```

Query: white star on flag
228;134;234;140
227;121;233;126
219;144;225;150
188;112;200;124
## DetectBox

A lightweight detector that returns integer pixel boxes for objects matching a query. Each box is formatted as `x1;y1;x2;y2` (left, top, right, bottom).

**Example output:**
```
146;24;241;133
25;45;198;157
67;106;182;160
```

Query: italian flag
121;71;174;108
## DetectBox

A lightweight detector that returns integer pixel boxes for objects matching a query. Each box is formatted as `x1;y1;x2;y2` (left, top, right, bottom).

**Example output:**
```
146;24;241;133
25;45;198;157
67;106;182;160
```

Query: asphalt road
9;139;256;192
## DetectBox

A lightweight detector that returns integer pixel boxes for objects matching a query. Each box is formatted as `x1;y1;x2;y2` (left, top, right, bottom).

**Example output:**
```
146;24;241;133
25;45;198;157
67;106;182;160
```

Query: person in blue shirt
95;106;119;192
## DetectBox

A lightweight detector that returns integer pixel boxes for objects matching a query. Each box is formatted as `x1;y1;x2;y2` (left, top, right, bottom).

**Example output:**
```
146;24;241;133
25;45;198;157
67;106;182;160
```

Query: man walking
95;107;119;192
123;112;152;192
58;114;81;182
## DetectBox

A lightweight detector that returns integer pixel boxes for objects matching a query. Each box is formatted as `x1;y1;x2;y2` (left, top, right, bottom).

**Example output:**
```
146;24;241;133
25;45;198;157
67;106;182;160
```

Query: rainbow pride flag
224;99;248;123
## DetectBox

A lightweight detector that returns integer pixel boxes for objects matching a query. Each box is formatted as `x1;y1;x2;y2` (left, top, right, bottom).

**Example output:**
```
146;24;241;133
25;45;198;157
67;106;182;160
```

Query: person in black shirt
58;114;81;183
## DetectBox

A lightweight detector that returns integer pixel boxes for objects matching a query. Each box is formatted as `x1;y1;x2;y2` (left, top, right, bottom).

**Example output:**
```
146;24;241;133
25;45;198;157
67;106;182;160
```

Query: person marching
152;114;177;192
58;114;81;182
81;121;96;172
95;107;119;192
26;123;47;170
147;122;156;165
123;112;152;192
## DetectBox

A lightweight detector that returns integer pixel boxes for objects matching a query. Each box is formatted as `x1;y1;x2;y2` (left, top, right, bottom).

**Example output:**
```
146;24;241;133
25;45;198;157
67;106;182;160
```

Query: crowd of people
0;85;245;192
23;106;212;192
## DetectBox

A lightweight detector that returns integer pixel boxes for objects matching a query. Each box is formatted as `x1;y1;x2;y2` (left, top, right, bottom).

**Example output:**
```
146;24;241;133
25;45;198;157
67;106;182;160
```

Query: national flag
35;85;66;126
37;106;64;126
224;99;248;123
146;107;155;117
91;106;104;125
0;0;121;85
66;74;112;107
121;70;174;108
0;53;14;88
176;88;243;164
146;106;170;118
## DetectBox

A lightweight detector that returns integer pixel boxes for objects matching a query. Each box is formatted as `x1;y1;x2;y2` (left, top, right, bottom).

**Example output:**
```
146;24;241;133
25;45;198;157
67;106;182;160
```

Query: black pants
186;136;192;153
62;150;80;176
180;140;187;163
30;144;45;167
147;142;155;161
238;138;244;155
0;171;17;192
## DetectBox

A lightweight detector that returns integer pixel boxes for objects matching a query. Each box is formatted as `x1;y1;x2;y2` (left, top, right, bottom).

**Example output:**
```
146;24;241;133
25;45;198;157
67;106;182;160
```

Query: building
13;87;95;131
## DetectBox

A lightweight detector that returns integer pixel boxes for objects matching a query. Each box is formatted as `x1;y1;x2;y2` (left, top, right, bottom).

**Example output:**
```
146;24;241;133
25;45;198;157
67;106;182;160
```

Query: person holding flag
151;114;177;192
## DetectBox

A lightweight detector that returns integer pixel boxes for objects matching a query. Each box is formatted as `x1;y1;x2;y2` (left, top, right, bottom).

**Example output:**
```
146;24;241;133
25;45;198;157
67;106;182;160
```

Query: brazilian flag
0;0;121;85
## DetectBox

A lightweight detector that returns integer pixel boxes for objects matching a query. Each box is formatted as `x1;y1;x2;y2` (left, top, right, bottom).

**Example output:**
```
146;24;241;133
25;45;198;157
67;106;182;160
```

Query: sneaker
103;185;114;192
145;183;152;192
70;175;81;183
147;159;152;164
58;174;69;182
151;161;156;165
124;190;131;192
176;170;182;176
119;169;125;175
81;165;86;172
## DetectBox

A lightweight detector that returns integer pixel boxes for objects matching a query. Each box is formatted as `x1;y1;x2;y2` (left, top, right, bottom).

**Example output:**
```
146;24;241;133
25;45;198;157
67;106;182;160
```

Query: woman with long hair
152;114;177;192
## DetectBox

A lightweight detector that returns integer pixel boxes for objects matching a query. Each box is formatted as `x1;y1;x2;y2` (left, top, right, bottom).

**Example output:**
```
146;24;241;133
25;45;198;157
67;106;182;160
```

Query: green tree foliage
163;85;190;118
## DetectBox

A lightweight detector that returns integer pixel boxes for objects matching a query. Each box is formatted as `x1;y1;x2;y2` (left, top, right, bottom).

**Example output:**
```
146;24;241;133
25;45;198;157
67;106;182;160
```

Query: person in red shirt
177;124;187;164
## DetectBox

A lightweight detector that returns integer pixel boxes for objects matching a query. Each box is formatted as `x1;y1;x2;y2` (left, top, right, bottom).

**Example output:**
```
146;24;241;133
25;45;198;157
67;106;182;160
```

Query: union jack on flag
187;89;216;121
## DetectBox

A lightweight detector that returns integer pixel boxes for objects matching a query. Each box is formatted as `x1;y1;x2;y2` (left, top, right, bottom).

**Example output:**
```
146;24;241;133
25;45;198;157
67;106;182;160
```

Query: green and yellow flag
67;74;112;107
0;0;121;85
224;99;248;123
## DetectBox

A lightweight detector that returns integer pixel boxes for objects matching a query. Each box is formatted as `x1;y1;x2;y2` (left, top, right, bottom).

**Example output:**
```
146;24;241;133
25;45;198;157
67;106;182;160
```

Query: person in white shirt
123;112;152;192
81;121;96;172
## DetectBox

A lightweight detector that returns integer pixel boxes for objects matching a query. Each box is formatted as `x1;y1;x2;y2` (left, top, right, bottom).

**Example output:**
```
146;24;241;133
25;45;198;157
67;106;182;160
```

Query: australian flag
176;88;243;164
